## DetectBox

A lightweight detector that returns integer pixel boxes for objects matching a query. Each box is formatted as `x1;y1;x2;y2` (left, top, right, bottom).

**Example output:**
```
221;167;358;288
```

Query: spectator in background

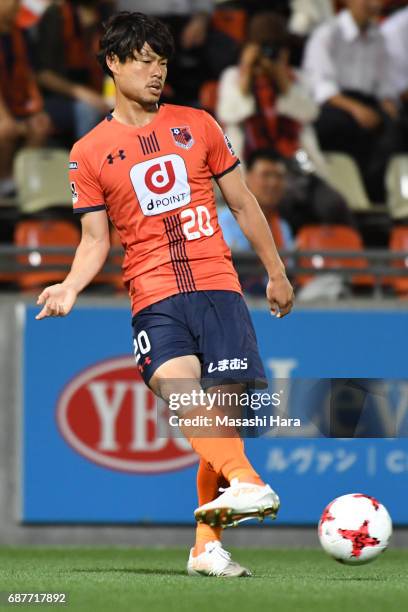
382;6;408;149
216;12;318;162
116;1;213;105
303;0;402;203
35;0;109;142
219;148;294;293
219;149;294;253
288;0;334;36
0;0;50;197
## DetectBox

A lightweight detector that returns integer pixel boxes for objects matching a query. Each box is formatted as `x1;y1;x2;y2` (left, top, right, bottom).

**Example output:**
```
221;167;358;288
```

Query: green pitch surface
0;548;407;612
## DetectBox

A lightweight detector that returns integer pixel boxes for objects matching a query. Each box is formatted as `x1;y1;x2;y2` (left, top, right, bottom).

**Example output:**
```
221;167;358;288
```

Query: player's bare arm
217;166;294;318
36;210;110;320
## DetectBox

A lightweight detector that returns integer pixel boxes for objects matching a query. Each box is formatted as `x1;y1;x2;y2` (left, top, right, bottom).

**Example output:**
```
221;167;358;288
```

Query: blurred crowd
1;0;408;295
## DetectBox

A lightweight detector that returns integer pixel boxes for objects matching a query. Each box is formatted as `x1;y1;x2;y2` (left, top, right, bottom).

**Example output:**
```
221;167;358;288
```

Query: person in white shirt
302;0;402;202
382;6;408;151
382;6;408;99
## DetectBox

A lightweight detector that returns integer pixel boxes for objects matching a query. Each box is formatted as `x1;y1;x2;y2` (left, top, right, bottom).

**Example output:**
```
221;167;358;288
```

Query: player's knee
149;355;202;404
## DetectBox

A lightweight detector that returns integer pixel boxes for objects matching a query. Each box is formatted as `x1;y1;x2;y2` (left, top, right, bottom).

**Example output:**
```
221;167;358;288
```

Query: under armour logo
107;150;126;164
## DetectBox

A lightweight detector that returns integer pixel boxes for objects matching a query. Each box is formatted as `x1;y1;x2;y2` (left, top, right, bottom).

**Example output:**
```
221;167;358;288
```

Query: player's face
109;43;168;107
246;159;286;211
0;0;20;31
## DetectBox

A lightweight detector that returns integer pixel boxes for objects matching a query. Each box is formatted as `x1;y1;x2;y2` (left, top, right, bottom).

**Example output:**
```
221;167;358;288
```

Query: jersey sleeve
69;144;106;214
203;111;240;179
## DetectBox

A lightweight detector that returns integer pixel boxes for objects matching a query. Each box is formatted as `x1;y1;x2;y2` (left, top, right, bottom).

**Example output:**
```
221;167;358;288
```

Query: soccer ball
318;493;392;564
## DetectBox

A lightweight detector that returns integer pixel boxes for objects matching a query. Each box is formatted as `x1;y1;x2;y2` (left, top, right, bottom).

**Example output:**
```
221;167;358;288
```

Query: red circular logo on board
56;356;198;473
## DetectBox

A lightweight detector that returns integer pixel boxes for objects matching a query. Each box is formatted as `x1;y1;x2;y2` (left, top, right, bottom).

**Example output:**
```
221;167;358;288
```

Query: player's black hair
246;148;287;171
98;12;175;78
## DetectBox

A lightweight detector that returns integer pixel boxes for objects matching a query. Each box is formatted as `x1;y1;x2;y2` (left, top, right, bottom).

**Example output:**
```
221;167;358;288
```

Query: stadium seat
320;153;373;212
296;225;373;287
14;148;72;214
389;226;408;295
386;155;408;220
14;219;80;290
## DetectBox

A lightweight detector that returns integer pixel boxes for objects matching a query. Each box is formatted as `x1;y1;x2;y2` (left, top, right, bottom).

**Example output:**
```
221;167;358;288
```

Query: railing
0;246;407;295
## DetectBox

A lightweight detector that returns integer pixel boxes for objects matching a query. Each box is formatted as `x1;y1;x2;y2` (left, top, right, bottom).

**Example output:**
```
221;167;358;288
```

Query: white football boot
194;478;280;528
187;541;252;577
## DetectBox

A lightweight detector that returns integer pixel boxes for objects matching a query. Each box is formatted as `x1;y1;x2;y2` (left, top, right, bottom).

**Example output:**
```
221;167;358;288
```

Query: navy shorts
131;290;266;388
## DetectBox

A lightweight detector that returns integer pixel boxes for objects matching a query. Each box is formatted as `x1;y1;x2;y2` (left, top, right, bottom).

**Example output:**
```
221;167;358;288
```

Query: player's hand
36;284;78;320
266;271;294;319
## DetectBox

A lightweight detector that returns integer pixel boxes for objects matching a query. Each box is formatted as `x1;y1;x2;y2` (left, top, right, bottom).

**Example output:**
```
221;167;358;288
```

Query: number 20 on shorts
133;330;151;365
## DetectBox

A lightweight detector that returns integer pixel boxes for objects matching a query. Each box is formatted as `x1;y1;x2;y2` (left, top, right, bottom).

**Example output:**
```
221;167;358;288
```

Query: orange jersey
69;104;242;314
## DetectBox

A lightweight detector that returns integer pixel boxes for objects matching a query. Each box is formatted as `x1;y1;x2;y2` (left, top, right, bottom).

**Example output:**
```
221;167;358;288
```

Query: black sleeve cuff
73;204;106;215
212;159;240;180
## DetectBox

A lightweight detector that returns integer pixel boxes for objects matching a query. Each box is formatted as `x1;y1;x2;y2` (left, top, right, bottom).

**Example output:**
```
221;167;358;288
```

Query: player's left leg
188;460;252;577
149;357;256;576
188;424;252;577
194;459;223;554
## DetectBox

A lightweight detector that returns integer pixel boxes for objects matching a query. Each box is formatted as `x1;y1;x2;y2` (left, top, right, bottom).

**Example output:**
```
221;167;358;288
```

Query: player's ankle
193;539;220;557
228;470;265;486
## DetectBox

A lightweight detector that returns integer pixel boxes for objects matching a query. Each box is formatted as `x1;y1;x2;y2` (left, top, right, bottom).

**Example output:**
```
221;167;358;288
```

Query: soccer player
36;12;294;577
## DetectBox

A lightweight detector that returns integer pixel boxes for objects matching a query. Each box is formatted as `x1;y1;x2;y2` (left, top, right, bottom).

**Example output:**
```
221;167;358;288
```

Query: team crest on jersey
170;126;194;150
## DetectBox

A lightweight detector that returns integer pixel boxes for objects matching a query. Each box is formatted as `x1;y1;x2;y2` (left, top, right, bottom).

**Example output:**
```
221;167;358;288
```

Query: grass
0;548;407;611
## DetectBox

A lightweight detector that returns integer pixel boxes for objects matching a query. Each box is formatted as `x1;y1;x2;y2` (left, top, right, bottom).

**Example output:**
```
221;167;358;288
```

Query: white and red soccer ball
318;493;392;564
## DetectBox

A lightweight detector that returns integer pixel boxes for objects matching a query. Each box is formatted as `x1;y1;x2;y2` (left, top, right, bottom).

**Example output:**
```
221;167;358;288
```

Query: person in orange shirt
35;12;294;577
0;0;50;196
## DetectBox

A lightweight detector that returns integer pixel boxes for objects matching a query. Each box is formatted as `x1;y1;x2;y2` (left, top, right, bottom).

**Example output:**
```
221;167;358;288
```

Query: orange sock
193;459;222;556
188;436;264;488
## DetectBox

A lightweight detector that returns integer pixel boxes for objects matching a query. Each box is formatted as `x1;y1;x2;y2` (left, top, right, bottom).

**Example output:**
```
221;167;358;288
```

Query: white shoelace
208;542;231;559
